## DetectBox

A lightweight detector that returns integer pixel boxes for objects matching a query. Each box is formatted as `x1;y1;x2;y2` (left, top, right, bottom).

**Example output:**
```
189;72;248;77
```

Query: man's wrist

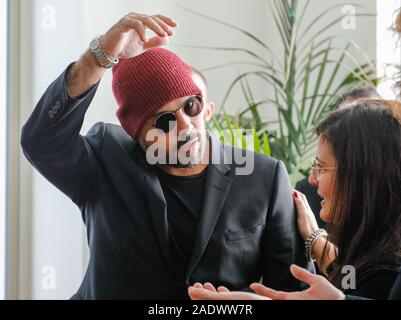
90;35;119;69
65;49;106;99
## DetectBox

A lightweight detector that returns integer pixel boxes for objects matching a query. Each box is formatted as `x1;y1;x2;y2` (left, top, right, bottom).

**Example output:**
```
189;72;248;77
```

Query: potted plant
179;1;379;183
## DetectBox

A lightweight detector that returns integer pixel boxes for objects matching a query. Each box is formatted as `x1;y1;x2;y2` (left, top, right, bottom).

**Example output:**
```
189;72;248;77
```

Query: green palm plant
207;77;272;157
179;1;379;183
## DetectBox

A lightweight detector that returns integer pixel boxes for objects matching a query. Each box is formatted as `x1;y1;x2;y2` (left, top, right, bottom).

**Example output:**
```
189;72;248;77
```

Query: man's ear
204;101;215;122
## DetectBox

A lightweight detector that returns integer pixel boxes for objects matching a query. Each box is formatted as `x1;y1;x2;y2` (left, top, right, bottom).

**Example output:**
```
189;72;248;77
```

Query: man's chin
164;162;197;169
164;154;202;169
165;146;204;168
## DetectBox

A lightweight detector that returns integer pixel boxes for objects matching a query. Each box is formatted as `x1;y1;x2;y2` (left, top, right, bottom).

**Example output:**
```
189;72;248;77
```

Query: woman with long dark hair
297;98;401;297
189;99;401;300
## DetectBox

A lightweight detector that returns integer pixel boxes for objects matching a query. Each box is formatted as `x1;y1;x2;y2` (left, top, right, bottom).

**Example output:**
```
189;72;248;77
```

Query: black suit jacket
21;65;314;299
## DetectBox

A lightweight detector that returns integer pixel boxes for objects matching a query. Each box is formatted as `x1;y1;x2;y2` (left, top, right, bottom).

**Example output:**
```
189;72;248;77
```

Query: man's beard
167;132;204;168
142;130;206;168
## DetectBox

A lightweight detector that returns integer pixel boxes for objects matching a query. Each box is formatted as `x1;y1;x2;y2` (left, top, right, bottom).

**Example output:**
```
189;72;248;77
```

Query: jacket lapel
133;144;174;276
186;138;234;280
132;137;234;281
144;172;174;276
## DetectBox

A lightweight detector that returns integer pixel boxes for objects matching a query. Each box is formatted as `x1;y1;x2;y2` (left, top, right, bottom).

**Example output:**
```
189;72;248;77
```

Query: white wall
20;0;86;300
81;0;377;131
80;0;272;133
18;0;378;299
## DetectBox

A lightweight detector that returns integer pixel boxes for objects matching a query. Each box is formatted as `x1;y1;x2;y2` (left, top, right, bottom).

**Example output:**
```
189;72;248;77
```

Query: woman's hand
188;283;270;300
187;265;346;301
293;190;320;240
250;264;345;300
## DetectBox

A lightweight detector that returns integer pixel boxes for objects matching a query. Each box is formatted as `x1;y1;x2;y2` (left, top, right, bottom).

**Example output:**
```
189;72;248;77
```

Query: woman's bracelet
305;228;327;261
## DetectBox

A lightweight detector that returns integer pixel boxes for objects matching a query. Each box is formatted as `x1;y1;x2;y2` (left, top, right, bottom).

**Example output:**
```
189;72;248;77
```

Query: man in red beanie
112;47;212;173
21;12;313;300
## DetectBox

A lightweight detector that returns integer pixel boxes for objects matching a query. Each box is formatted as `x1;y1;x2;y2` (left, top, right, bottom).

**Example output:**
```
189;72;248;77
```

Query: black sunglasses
153;95;204;133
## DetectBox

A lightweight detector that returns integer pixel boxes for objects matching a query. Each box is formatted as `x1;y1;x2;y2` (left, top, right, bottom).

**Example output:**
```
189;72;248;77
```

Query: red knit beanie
112;48;201;139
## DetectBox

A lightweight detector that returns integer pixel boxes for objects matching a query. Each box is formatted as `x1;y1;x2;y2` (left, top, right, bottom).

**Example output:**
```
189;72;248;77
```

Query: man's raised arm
20;13;177;206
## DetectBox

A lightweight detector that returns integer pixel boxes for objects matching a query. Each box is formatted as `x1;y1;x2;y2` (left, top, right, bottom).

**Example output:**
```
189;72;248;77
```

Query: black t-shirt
157;167;208;287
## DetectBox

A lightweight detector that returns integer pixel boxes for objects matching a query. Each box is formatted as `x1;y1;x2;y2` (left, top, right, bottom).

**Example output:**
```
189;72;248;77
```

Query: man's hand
250;264;345;300
66;12;177;98
188;282;270;300
101;13;177;60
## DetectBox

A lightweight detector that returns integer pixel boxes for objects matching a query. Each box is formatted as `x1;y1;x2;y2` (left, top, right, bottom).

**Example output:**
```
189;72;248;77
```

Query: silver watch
89;35;119;69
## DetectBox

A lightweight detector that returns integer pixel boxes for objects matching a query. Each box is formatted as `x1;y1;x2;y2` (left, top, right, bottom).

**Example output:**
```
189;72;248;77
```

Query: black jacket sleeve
20;64;102;207
262;161;315;291
346;270;399;300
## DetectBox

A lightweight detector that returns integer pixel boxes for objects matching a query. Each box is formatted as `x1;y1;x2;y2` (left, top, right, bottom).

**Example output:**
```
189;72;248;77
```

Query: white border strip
0;0;9;301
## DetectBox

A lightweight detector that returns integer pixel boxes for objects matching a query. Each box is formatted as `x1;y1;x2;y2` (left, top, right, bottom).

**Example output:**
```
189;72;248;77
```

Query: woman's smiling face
308;135;337;223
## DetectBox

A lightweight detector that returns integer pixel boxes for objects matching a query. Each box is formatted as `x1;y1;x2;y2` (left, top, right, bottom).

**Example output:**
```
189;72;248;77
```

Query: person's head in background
336;86;380;110
191;67;215;118
306;86;380;189
310;98;401;288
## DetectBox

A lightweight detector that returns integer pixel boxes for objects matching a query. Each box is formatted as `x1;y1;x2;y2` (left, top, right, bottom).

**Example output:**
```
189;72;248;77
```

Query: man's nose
175;109;193;132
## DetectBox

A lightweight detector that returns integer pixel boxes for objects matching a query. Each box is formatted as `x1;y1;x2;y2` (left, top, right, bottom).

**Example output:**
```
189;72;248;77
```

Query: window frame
0;0;9;300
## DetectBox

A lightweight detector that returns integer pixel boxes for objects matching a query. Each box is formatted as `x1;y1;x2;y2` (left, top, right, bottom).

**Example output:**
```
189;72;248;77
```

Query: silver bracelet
304;228;327;261
89;35;119;69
